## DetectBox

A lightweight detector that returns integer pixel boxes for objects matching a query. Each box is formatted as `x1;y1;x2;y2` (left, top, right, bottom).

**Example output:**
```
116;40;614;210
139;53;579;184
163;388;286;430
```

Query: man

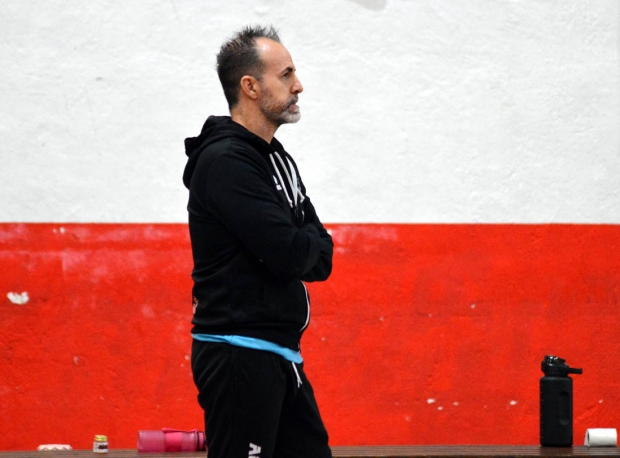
182;25;333;458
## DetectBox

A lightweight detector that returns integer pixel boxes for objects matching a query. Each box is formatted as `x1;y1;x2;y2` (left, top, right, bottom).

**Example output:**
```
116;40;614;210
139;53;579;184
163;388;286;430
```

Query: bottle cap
94;435;108;442
541;355;582;376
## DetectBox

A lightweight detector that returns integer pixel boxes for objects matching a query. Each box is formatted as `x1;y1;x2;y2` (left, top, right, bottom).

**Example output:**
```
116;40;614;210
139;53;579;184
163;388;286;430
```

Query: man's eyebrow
281;66;295;75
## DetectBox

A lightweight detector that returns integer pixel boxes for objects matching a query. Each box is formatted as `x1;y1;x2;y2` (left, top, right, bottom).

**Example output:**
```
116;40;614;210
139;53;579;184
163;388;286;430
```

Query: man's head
217;25;303;130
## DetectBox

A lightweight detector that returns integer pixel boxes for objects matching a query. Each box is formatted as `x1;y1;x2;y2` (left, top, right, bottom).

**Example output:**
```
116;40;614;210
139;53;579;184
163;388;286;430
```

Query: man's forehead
256;37;294;71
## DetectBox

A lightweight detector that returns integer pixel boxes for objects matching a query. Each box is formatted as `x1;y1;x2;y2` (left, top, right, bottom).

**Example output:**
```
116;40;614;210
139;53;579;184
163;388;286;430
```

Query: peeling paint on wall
7;291;29;305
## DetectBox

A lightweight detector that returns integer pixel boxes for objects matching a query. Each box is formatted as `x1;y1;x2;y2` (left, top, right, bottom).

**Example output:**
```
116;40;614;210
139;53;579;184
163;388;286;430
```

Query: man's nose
292;75;303;94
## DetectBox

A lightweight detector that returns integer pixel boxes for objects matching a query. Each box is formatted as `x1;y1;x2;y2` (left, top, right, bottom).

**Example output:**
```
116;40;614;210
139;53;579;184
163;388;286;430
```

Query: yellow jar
93;435;108;453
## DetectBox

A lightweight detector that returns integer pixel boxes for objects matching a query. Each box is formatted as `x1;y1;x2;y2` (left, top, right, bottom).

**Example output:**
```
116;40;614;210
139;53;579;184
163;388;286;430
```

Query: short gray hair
216;25;281;109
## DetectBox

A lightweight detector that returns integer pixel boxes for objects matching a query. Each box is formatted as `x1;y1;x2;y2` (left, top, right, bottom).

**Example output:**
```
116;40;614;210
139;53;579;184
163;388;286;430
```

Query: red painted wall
1;223;619;451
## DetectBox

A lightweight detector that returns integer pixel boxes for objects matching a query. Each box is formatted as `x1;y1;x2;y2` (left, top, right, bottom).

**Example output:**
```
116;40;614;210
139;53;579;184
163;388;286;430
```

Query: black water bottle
540;355;582;447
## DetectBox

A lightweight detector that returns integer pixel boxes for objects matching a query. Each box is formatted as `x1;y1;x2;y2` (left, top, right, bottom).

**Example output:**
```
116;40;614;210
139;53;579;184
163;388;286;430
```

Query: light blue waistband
192;334;303;364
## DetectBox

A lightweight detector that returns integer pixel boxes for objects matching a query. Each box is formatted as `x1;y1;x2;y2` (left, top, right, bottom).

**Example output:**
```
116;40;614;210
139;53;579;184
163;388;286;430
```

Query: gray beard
260;93;301;126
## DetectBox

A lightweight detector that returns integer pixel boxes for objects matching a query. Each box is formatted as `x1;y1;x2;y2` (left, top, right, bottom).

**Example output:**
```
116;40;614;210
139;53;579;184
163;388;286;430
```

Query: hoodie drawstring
270;152;304;209
286;157;305;205
270;153;293;208
274;152;297;207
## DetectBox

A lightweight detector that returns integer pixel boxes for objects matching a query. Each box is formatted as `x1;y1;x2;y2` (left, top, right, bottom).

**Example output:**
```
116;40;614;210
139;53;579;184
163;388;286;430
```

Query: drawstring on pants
292;362;302;387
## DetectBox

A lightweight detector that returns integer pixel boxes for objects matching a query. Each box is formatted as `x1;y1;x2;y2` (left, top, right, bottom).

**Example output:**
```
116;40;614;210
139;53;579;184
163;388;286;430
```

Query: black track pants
191;340;332;458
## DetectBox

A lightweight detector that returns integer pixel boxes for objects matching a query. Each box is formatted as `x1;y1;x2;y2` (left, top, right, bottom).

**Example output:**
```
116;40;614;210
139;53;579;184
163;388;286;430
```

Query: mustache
286;96;299;108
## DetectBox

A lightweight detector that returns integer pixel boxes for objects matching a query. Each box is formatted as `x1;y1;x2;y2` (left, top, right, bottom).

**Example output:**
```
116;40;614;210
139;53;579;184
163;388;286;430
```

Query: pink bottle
137;429;206;453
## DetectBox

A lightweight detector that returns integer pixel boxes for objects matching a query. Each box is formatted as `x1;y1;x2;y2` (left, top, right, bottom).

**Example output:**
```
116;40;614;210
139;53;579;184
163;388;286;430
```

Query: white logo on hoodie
249;443;261;457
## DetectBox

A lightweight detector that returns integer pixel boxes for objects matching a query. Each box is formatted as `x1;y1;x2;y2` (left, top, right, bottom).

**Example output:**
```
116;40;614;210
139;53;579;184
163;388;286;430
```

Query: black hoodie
183;116;333;351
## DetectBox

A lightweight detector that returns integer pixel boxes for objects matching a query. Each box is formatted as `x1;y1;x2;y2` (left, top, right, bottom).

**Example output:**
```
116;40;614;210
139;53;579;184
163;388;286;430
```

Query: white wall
2;0;619;223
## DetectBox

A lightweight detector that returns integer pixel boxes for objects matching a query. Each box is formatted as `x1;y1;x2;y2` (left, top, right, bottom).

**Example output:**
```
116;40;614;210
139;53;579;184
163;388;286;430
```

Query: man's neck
231;109;277;144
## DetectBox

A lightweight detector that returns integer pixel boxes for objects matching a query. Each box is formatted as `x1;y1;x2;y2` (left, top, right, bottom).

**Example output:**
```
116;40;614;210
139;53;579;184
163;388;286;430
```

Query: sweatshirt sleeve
299;195;333;282
201;149;322;281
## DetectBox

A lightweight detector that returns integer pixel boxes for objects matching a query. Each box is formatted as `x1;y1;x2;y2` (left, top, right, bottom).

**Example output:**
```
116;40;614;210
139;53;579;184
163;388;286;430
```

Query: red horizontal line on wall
1;223;619;450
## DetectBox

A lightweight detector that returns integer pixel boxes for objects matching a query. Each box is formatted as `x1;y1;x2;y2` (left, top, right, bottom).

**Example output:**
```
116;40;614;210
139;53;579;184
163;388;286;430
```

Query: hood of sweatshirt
183;115;284;189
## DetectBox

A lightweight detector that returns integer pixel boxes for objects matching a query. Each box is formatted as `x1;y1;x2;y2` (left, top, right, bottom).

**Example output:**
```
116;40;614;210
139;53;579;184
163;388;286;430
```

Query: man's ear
240;75;259;100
